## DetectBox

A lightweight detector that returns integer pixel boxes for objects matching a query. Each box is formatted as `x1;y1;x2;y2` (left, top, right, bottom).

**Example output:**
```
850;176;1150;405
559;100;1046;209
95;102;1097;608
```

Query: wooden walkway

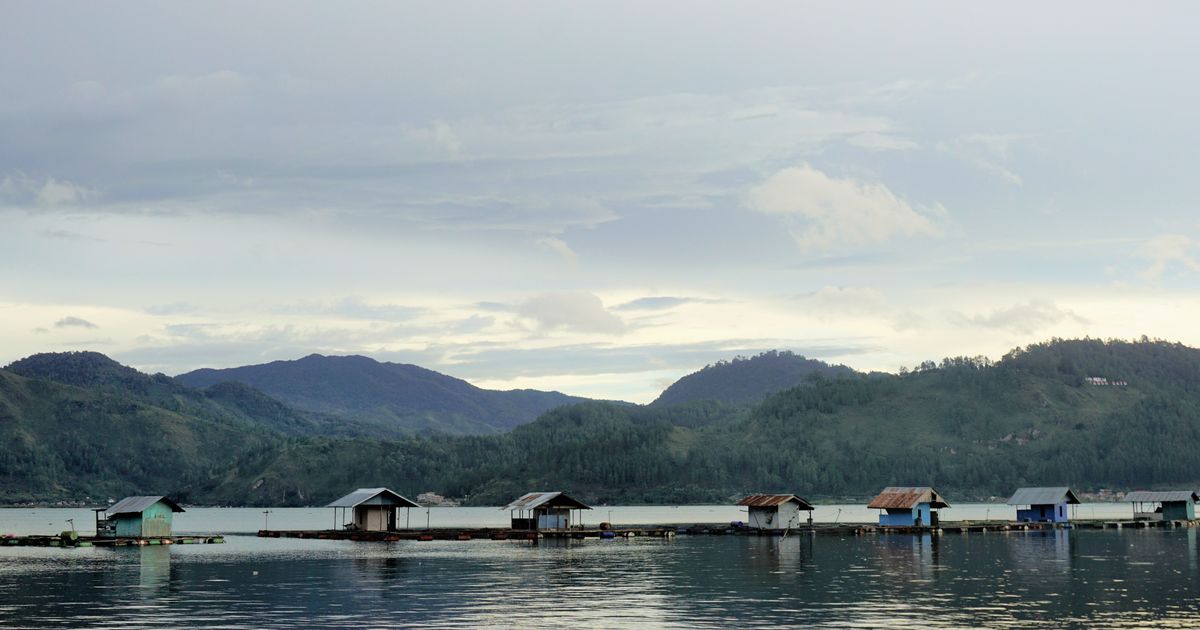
259;527;676;541
259;518;1200;543
2;534;225;547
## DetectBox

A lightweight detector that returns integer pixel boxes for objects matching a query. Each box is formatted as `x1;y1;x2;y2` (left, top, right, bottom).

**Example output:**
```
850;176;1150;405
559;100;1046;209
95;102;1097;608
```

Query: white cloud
516;292;626;335
947;299;1088;334
847;132;918;152
938;133;1029;186
1137;234;1200;279
534;236;578;265
747;164;944;250
0;172;94;207
797;286;888;318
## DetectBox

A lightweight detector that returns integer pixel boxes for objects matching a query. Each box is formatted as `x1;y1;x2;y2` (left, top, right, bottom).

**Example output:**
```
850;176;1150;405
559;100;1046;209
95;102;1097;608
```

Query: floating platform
258;518;1200;544
1;534;225;547
259;527;676;542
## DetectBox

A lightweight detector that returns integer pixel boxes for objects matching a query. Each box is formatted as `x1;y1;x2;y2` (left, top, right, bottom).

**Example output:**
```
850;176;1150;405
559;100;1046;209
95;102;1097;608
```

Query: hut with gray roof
327;488;419;532
867;487;949;527
738;494;814;530
1007;487;1081;523
503;492;591;530
94;496;184;538
1125;490;1199;521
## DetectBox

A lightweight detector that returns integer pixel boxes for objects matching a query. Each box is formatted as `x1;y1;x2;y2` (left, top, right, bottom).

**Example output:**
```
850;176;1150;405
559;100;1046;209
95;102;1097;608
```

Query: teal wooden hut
1126;490;1199;521
94;496;185;538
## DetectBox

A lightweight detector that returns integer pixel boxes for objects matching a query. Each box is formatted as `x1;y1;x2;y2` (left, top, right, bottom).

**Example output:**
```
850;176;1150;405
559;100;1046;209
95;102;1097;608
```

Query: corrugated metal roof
501;492;591;511
104;496;185;517
737;494;814;510
1007;487;1081;506
867;487;950;509
1125;490;1199;503
326;488;420;508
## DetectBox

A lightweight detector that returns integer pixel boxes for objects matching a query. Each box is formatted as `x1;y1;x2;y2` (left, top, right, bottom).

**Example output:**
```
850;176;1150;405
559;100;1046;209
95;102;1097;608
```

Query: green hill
0;366;280;503
216;338;1200;506
651;350;855;407
3;339;1200;506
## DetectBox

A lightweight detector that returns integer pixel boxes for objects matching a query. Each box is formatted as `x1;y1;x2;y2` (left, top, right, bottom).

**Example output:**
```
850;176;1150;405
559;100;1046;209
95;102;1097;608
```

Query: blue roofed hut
867;487;949;527
503;492;591;530
327;488;420;532
1008;487;1081;523
94;496;185;538
1126;490;1199;522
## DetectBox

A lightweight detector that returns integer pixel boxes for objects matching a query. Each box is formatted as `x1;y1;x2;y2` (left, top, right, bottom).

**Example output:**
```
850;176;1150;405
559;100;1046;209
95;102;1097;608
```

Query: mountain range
176;354;589;436
2;339;1199;506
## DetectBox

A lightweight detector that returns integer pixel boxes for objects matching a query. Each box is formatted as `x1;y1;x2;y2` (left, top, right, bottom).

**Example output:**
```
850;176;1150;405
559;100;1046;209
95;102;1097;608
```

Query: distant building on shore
1007;487;1081;523
737;494;814;530
416;492;461;507
94;496;185;538
503;492;591;530
867;487;949;527
326;488;420;532
1125;490;1199;521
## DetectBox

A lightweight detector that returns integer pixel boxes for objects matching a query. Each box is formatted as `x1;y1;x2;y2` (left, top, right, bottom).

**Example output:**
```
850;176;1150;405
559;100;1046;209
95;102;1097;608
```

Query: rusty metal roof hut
867;487;950;528
327;488;420;532
94;496;185;538
1007;487;1081;523
502;492;591;530
1125;490;1199;522
737;494;815;530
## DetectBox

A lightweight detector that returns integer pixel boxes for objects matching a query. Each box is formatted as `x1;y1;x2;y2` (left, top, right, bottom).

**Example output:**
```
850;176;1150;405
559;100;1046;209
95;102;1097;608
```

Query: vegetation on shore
2;338;1198;507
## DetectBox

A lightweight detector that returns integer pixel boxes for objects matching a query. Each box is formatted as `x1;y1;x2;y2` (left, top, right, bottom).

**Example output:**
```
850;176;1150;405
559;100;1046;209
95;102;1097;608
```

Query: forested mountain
189;338;1200;505
176;354;586;435
0;363;277;503
651;350;855;407
4;339;1200;506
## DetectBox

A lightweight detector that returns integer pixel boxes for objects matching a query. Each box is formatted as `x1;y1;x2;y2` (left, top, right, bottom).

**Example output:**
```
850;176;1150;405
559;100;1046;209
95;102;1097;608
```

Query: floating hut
327;488;420;532
867;487;949;527
737;494;814;530
1125;490;1199;521
1007;487;1081;523
94;496;185;538
503;492;591;530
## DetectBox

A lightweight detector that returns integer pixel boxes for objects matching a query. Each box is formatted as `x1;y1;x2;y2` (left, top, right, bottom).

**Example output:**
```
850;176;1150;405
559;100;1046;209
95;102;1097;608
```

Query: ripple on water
0;531;1198;627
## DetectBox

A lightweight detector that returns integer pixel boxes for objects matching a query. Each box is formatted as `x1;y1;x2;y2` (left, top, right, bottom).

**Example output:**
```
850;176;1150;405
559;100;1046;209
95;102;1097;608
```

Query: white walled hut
326;488;419;532
503;492;591;530
738;494;815;530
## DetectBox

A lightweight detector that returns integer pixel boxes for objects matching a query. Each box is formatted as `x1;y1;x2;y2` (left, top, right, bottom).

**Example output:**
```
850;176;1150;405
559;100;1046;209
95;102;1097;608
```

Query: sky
4;1;1200;403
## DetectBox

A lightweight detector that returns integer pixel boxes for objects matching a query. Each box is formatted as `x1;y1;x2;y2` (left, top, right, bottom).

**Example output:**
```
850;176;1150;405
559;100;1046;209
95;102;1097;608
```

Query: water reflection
137;546;171;598
0;531;1199;628
1008;529;1073;579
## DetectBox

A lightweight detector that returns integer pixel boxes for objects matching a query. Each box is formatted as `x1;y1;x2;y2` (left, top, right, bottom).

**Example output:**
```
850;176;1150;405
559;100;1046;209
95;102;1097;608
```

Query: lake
1;505;1197;628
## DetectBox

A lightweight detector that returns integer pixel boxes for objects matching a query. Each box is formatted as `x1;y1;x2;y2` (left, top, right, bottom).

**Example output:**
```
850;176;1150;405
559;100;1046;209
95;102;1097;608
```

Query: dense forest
2;338;1200;506
650;350;855;407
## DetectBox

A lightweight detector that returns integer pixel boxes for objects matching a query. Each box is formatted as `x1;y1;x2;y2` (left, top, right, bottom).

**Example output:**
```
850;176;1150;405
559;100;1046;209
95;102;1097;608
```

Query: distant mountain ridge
4;351;374;439
175;354;587;435
651;350;855;407
4;339;1200;506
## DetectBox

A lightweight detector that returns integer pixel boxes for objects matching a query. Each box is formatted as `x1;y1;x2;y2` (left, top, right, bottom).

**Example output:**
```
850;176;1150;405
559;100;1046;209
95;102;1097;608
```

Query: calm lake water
2;505;1196;628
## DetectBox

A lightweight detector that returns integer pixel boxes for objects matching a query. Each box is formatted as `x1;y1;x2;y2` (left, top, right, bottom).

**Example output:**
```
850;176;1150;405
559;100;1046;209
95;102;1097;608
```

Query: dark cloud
54;316;98;329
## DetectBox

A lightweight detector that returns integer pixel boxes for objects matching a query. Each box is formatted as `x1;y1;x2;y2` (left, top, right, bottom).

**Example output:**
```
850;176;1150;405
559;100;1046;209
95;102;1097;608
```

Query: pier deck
2;534;225;547
258;518;1200;543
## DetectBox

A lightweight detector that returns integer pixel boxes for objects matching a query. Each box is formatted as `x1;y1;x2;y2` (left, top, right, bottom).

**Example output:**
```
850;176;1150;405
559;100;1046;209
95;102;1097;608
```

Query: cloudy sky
4;1;1200;402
